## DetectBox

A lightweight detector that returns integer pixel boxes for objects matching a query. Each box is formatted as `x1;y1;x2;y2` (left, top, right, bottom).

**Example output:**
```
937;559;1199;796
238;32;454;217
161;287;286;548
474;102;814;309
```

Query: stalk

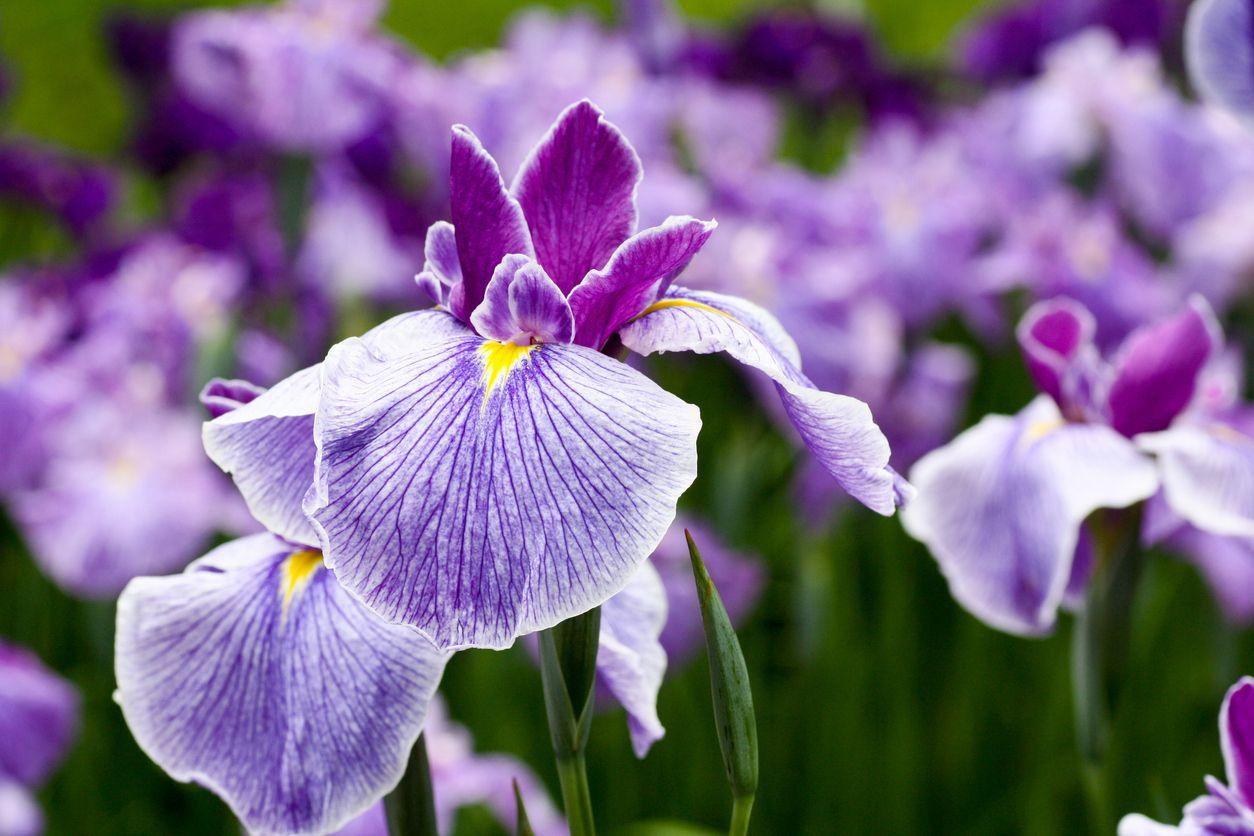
384;733;439;836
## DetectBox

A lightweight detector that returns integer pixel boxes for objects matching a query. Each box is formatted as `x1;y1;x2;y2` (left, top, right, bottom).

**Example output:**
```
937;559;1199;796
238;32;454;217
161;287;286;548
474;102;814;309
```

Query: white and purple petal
1138;418;1254;540
598;562;668;758
448;127;534;321
307;333;700;649
415;221;461;306
619;287;899;515
902;396;1159;635
567;216;717;350
1187;0;1254;120
512;100;643;293
115;533;448;836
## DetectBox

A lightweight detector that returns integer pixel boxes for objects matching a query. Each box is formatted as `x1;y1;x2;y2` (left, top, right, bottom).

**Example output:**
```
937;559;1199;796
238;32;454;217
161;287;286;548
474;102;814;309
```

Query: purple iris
286;99;900;651
0;642;78;836
115;335;449;836
902;295;1252;635
1120;677;1254;834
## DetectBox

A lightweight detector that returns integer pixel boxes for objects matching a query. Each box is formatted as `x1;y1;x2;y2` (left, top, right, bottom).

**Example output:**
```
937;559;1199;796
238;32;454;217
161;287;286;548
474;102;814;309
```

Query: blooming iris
288;99;900;650
0;642;78;836
903;295;1254;635
115;337;449;836
1120;677;1254;835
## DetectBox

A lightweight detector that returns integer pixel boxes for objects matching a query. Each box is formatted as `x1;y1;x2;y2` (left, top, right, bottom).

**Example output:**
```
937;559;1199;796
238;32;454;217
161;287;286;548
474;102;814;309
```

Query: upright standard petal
204;311;463;545
1106;297;1220;438
1186;0;1254;120
902;396;1159;635
1221;677;1254;807
308;333;700;649
1139;421;1254;539
448;127;534;321
512;100;643;293
0;642;78;787
415;221;461;306
1016;297;1099;417
116;534;448;836
619;287;899;515
598;561;668;758
567;216;717;350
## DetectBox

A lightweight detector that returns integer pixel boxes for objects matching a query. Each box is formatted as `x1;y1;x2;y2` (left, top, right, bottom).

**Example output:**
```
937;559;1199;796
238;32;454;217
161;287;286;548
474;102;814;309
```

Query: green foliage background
1;1;1249;833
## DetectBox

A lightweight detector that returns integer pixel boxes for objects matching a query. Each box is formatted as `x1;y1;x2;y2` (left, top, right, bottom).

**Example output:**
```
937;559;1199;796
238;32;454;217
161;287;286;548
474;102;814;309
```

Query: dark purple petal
307;333;700;649
902;397;1159;635
512;100;643;293
1222;677;1254;808
1016;296;1099;415
568;216;717;350
620;287;900;515
115;534;448;836
1107;297;1221;437
448;127;534;320
199;377;266;419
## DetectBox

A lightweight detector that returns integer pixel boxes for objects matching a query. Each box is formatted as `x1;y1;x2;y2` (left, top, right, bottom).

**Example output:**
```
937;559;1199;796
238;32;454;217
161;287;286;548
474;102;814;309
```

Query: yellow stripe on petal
280;549;323;614
629;298;738;323
478;340;537;397
1024;417;1065;443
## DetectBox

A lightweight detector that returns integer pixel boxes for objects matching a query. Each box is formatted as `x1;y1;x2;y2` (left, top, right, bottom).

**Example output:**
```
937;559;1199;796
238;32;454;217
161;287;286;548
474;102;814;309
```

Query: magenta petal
1221;677;1254;807
1107;297;1220;437
1016;297;1099;414
512;100;643;293
568;216;717;350
448;127;534;321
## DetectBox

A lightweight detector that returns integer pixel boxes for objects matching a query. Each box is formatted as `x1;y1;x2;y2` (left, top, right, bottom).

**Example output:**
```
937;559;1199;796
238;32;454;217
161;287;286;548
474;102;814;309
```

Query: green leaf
514;777;536;836
687;530;758;813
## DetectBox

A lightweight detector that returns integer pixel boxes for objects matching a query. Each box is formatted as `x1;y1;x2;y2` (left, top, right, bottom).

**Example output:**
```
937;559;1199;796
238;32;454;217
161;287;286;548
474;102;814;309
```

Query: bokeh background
1;0;1251;833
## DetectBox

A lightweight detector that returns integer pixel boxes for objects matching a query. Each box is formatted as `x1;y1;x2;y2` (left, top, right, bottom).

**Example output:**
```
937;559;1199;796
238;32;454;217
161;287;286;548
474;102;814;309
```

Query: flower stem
384;733;439;836
1072;506;1143;833
729;793;755;836
539;608;601;836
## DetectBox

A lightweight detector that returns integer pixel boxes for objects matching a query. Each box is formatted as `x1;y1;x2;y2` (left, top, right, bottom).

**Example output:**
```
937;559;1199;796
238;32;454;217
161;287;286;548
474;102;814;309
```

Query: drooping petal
1186;0;1254;120
512;100;643;293
308;333;700;649
1016;297;1100;416
115;533;448;836
1221;677;1254;807
204;310;466;545
448;127;534;321
1139;421;1254;539
902;396;1159;635
598;561;668;758
1106;297;1220;438
567;216;717;350
470;256;574;345
619;287;899;515
0;642;78;787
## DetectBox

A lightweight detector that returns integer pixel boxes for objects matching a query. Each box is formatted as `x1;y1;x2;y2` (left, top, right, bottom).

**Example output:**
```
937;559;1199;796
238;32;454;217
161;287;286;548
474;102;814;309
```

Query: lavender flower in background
116;344;449;835
1120;677;1254;835
902;295;1249;634
0;641;78;836
0;142;115;236
1187;0;1254;122
334;698;566;836
304;99;901;650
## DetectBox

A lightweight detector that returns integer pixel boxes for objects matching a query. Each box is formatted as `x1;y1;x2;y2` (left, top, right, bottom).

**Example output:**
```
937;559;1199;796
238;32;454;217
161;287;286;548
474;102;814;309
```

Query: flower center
281;549;323;614
478;340;537;396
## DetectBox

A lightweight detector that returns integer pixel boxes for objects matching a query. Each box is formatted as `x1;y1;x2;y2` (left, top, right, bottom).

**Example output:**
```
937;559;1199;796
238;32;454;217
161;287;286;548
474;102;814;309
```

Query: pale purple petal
599;562;668;758
902;396;1159;635
448;127;534;321
1116;813;1180;835
1139;421;1254;540
512;100;643;293
115;533;449;836
1222;677;1254;807
307;334;700;649
567;216;717;350
415;221;461;306
0;642;78;787
204;311;467;545
0;782;41;836
1107;297;1221;438
470;254;535;343
1187;0;1254;120
470;256;573;345
1172;527;1254;624
1016;297;1099;415
619;287;899;515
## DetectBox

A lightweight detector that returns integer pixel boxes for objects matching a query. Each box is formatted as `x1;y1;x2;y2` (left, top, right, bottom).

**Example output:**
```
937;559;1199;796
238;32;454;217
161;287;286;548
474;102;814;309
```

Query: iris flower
116;338;449;836
279;99;902;651
1120;677;1254;835
903;295;1253;635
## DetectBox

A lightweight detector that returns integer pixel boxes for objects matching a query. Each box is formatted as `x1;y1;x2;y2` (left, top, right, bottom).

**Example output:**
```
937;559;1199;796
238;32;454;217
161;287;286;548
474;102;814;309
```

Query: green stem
729;794;755;836
384;733;439;836
555;753;596;836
